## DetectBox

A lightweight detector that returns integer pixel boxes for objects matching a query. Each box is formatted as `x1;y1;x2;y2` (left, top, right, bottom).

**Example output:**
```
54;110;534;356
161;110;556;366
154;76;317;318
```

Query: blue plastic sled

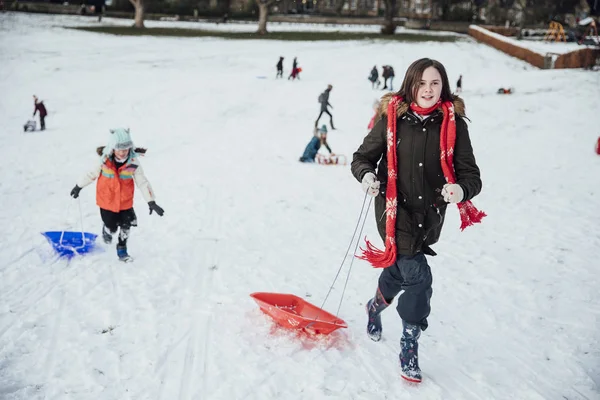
42;231;98;258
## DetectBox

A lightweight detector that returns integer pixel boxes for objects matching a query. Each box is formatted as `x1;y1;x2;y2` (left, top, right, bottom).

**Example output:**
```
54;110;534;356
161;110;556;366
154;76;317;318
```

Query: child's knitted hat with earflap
102;128;134;160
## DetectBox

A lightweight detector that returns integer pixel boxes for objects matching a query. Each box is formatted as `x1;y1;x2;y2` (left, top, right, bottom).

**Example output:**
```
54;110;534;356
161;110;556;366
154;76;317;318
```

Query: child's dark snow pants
100;208;137;245
377;253;433;331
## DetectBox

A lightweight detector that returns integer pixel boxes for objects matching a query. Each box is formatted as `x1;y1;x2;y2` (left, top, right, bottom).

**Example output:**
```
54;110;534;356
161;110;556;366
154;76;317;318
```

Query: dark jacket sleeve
454;117;482;202
351;115;387;183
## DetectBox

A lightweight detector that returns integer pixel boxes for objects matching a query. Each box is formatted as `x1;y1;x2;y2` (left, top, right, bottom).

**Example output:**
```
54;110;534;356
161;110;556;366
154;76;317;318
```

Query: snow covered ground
1;12;599;400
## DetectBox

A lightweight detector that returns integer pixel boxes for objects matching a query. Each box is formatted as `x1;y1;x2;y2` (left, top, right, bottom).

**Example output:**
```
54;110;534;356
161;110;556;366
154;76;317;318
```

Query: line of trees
125;0;598;36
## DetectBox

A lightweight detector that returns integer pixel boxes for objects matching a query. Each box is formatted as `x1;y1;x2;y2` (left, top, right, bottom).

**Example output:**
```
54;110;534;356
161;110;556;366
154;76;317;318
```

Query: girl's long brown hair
397;58;453;105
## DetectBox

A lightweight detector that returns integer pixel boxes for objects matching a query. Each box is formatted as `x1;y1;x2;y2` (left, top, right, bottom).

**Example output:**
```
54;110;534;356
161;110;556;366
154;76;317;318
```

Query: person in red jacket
69;128;165;262
33;95;47;131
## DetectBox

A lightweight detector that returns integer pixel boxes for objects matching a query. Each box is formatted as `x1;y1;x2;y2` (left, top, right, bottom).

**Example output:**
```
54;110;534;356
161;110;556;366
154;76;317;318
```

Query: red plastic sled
250;292;347;335
316;154;347;165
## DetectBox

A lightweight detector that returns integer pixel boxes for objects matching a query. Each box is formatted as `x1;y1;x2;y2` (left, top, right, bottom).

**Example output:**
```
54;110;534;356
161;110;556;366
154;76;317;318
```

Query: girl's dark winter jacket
351;94;482;256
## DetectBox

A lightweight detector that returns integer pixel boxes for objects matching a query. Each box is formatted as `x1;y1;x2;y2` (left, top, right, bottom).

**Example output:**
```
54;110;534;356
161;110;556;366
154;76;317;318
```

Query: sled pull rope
313;191;372;323
59;199;74;246
334;195;371;318
77;198;86;243
60;198;86;253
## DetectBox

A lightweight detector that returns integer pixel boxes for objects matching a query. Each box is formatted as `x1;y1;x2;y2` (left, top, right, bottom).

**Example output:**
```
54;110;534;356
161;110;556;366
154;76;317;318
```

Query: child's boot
366;288;389;342
102;225;114;244
399;321;422;383
116;228;132;262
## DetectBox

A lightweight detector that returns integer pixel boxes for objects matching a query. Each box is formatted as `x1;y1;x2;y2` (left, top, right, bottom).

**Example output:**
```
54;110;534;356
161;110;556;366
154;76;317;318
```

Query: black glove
148;201;164;216
70;185;81;198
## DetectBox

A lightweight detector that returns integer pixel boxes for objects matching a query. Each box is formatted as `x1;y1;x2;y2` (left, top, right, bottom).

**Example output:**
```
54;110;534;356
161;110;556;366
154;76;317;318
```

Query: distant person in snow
351;58;484;384
299;125;333;163
497;87;513;94
456;74;462;94
368;66;380;89
288;57;300;80
94;0;105;22
69;129;165;262
387;66;395;90
276;56;284;78
315;84;335;130
381;66;396;90
33;95;47;131
367;99;380;130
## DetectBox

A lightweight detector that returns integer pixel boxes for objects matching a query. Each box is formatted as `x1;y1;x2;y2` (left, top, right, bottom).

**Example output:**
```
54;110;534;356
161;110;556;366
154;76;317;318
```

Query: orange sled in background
250;292;347;335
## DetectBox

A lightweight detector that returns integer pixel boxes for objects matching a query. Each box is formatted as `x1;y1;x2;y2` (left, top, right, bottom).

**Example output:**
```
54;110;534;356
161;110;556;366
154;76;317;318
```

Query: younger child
276;56;284;78
299;125;333;163
70;128;164;262
33;95;47;131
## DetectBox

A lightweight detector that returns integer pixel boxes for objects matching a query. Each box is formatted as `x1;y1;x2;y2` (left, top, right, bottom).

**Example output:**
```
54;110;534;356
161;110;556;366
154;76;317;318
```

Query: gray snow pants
377;253;433;331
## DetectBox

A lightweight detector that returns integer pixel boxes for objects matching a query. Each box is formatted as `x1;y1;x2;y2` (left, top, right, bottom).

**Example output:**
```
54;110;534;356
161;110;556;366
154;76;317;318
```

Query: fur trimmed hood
377;93;466;118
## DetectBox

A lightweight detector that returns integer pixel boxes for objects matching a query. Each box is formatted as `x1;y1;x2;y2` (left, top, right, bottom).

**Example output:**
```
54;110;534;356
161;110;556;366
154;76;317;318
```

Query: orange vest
96;157;138;212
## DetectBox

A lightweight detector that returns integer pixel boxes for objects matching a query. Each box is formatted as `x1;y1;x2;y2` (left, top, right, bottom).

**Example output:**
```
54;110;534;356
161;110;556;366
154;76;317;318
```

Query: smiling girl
70;128;165;262
351;58;485;383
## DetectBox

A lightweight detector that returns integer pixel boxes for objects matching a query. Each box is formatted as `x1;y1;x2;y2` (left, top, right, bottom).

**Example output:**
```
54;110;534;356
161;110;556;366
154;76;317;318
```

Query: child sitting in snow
299;125;333;163
69;128;164;262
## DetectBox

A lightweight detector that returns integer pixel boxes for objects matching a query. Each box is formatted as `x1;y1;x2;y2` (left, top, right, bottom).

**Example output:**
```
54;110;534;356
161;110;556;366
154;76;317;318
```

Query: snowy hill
1;12;599;400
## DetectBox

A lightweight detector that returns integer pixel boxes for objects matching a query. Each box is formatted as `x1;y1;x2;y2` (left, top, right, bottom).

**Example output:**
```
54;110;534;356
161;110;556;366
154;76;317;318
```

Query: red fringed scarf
360;96;486;268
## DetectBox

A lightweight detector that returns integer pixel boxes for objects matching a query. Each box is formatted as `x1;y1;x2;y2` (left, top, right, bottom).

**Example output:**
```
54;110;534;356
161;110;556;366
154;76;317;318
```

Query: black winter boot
102;225;113;244
400;321;422;383
116;229;132;262
366;288;390;342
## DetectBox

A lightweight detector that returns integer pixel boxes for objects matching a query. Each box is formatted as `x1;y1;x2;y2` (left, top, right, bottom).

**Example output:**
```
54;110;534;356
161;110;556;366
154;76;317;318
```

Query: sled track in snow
0;259;76;342
157;186;221;400
0;246;40;273
42;290;66;397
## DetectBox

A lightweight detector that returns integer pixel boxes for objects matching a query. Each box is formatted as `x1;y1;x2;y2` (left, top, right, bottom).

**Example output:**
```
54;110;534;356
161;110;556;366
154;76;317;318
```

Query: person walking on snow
33;95;47;131
299;125;333;163
276;56;284;79
351;58;485;383
315;84;335;130
69;128;165;262
387;66;395;90
456;74;463;94
368;66;380;89
288;57;300;80
381;65;395;91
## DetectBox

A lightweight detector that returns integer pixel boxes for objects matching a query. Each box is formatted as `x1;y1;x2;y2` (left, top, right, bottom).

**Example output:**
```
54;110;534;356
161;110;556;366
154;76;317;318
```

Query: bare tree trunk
128;0;145;28
335;0;346;15
257;2;269;34
381;0;396;34
256;0;276;34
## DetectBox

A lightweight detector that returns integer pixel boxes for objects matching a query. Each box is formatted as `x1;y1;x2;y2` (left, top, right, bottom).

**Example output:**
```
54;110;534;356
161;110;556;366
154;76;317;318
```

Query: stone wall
554;47;599;69
469;25;600;69
480;25;519;37
468;25;546;68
